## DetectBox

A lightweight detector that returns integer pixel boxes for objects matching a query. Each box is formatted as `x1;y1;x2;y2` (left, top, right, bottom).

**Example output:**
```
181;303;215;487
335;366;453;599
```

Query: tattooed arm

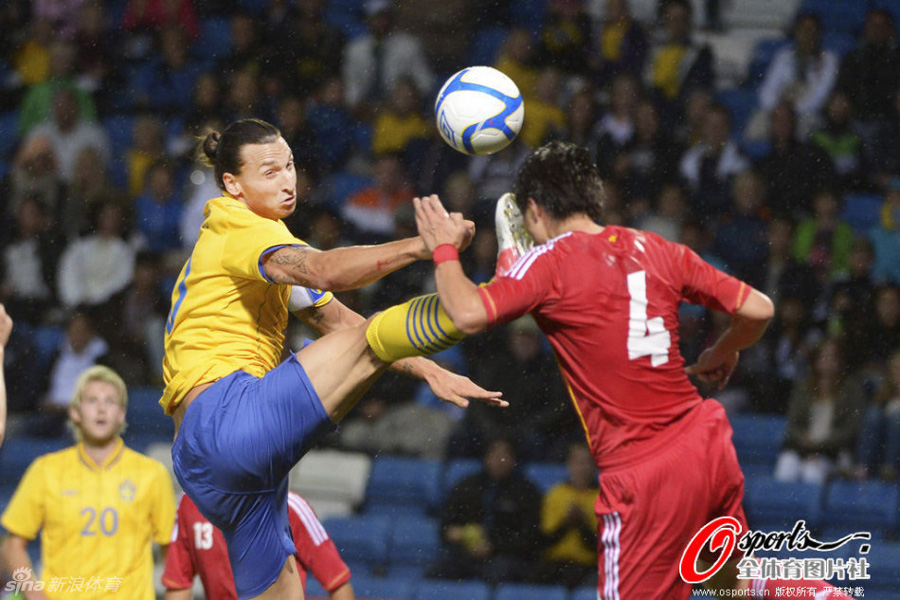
263;237;430;291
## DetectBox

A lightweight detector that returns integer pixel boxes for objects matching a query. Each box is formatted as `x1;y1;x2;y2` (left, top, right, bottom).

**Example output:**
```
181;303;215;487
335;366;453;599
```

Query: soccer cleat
494;193;534;278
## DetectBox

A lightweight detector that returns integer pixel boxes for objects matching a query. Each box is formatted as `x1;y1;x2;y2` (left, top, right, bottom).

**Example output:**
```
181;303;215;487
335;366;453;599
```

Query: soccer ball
434;66;524;156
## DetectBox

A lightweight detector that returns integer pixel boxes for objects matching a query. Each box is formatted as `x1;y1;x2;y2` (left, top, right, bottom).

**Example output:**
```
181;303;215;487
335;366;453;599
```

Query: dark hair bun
202;131;221;162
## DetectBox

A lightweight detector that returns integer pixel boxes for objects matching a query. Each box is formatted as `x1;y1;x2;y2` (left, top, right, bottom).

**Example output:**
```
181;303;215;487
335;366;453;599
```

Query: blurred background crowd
0;0;899;498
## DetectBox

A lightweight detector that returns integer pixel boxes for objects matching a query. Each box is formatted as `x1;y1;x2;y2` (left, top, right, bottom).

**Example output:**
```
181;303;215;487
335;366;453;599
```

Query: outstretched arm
685;288;774;389
0;304;11;448
414;195;491;334
263;237;430;291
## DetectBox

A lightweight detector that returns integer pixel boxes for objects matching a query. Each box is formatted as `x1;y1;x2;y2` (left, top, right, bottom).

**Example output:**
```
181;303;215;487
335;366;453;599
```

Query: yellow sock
366;294;466;362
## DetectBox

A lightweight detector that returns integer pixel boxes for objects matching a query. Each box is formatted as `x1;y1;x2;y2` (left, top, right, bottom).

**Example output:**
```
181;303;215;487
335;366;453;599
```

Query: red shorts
595;400;747;600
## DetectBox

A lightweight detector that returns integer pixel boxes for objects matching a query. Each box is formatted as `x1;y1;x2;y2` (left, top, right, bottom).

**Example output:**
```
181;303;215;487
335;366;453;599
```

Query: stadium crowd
0;0;900;595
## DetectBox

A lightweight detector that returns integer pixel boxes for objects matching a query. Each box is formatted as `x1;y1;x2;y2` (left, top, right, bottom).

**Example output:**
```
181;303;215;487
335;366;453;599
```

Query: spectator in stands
372;77;430;160
12;17;55;88
307;76;360;173
0;134;67;231
848;284;900;372
560;87;601;153
775;338;866;485
494;28;539;100
17;41;97;136
636;182;688;242
40;311;109;436
114;251;168;385
57;200;135;311
534;443;598;589
750;12;838;141
754;295;822;412
2;365;176;595
534;0;593;78
837;8;900;127
182;73;224;142
820;238;876;344
73;0;120;108
341;154;414;243
518;67;567;149
713;170;769;288
127;114;167;199
591;0;648;85
134;160;183;256
679;103;749;222
755;101;836;218
219;12;268;77
855;348;900;482
760;215;819;309
468;138;530;206
676;88;713;147
26;86;111;183
122;0;199;41
276;95;322;179
62;147;128;241
867;86;900;189
595;72;641;180
450;316;579;462
1;195;64;326
792;189;855;284
614;98;682;204
342;0;434;115
132;25;204;116
869;178;900;285
429;437;543;584
272;0;345;98
647;0;714;111
810;91;868;193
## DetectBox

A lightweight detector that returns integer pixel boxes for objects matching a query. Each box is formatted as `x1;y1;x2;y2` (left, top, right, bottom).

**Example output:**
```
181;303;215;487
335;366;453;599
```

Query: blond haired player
1;365;176;600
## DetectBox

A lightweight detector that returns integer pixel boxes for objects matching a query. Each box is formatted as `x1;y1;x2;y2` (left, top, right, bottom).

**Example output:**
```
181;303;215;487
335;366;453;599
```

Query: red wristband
432;244;459;265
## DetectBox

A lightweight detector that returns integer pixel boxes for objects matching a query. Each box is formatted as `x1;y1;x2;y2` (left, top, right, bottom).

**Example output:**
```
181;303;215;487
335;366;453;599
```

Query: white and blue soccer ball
434;66;524;156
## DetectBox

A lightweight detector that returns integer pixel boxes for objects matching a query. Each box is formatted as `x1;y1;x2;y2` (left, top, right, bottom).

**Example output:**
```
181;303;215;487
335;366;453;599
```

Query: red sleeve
288;494;351;592
478;247;556;326
161;495;196;590
677;244;750;314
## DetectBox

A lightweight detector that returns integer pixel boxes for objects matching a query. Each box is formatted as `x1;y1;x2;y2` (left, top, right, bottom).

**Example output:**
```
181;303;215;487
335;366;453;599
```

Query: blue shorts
171;354;333;598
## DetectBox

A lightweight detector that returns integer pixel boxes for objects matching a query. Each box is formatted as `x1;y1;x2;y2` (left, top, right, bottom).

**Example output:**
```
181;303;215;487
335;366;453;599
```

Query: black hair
200;118;281;191
512;141;605;222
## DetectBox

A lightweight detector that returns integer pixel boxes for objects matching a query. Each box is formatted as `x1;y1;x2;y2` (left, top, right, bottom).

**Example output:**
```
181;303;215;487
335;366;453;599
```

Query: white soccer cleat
494;193;533;278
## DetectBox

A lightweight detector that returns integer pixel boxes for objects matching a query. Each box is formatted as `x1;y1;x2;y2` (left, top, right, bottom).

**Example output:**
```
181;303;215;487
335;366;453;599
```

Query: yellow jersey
0;439;176;600
541;482;599;565
161;195;332;414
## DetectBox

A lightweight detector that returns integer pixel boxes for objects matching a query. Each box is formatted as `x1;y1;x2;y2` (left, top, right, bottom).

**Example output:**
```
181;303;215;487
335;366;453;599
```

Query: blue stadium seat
571;586;599;600
102;114;135;158
322;171;373;209
743;475;824;530
0;110;20;160
823;481;900;536
350;575;416;600
797;0;868;35
194;17;233;65
324;0;367;39
364;455;442;515
125;387;173;438
510;0;547;36
0;436;68;483
413;579;491;600
745;37;788;88
467;26;510;66
322;515;391;572
742;140;772;162
822;31;858;58
32;324;64;372
841;193;883;233
388;515;441;572
440;458;481;500
524;461;569;493
716;88;758;139
730;414;787;473
863;541;900;593
495;583;568;600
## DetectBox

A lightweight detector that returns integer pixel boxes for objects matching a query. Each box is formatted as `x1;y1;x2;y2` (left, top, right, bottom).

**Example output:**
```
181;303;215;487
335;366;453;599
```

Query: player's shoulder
27;445;77;472
286;492;316;518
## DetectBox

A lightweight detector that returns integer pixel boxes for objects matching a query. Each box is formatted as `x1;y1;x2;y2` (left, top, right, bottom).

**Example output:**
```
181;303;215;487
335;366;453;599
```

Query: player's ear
526;198;542;222
68;404;82;426
222;172;241;197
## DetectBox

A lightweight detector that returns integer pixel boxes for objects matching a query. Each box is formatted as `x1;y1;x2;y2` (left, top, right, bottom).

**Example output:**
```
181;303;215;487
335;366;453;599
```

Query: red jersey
162;492;350;598
479;226;749;469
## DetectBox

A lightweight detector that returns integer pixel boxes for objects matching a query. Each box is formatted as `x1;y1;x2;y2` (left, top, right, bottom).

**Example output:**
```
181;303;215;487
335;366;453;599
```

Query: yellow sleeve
0;459;46;540
148;461;177;547
220;215;304;282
